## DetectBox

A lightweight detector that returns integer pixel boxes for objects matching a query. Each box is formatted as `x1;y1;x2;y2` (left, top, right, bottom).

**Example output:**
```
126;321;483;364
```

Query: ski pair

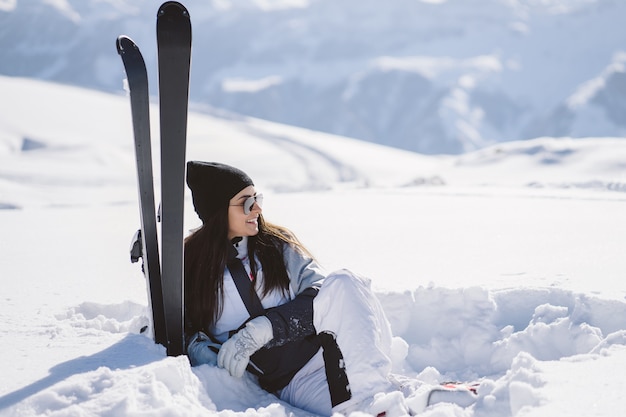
116;1;191;357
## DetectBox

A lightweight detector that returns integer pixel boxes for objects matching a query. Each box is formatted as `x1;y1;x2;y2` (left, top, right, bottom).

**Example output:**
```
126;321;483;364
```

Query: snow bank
3;282;625;417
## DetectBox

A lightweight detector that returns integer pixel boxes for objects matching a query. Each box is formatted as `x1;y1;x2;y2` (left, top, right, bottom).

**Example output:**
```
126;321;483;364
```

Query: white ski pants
279;269;393;415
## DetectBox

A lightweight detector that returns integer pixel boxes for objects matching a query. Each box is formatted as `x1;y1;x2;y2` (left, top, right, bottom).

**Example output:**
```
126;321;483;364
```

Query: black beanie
186;161;254;222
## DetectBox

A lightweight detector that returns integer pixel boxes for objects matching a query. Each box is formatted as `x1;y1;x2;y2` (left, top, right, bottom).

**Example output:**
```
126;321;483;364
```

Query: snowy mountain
1;0;625;154
2;73;626;416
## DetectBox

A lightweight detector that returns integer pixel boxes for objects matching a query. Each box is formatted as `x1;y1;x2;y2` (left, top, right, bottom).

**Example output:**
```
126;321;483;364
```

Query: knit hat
186;161;254;222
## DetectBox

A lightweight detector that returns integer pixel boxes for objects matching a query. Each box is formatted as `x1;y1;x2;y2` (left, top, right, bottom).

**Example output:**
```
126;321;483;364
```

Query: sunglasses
230;193;263;215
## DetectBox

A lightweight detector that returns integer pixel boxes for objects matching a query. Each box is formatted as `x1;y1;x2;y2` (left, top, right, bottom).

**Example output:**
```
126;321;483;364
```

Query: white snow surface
1;76;626;416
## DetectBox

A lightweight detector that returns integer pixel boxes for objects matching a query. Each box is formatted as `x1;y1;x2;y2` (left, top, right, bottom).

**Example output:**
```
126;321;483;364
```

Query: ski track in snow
245;126;364;189
188;105;366;190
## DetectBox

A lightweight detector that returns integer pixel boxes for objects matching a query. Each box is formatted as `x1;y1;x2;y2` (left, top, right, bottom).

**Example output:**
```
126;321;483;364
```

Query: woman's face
227;185;262;240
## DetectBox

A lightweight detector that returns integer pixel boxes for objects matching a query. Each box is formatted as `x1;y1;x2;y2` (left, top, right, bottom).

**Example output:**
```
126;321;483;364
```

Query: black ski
116;35;167;347
157;1;192;357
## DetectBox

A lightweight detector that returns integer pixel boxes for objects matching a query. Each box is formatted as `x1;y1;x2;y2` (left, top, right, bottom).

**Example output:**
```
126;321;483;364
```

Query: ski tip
116;35;137;55
157;1;190;19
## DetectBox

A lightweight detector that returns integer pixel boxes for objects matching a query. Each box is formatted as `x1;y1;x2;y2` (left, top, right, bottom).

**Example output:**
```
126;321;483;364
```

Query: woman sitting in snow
183;161;474;416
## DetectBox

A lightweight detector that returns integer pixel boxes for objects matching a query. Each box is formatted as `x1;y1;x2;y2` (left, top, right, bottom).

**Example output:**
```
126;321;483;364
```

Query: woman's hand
217;316;273;377
187;331;221;367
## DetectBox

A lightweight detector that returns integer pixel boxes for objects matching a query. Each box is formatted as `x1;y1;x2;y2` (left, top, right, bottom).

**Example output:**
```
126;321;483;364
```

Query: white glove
217;316;273;378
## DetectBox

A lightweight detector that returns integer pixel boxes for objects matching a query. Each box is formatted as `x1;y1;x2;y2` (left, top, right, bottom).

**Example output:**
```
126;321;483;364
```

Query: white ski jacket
211;236;327;392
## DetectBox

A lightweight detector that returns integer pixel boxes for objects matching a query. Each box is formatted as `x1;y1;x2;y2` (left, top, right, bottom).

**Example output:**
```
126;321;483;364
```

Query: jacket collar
230;236;248;260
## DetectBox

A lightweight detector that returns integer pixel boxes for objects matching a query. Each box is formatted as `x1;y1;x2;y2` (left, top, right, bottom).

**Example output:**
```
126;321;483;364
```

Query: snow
1;75;626;416
222;76;284;93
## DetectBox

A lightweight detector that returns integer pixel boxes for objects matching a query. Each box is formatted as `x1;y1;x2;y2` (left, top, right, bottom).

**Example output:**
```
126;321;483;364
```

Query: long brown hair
184;209;312;337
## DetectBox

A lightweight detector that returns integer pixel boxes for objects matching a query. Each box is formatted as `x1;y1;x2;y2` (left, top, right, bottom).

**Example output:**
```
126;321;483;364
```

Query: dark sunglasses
231;194;263;215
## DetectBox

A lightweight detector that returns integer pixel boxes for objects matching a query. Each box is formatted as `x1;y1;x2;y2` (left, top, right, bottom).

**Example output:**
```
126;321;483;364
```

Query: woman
183;161;459;416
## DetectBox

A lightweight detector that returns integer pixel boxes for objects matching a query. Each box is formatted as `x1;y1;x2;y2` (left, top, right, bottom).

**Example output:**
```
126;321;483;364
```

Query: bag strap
227;243;265;317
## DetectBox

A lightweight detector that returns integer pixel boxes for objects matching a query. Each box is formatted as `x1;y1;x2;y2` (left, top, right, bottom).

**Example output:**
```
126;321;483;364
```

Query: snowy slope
1;77;626;417
1;0;625;153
